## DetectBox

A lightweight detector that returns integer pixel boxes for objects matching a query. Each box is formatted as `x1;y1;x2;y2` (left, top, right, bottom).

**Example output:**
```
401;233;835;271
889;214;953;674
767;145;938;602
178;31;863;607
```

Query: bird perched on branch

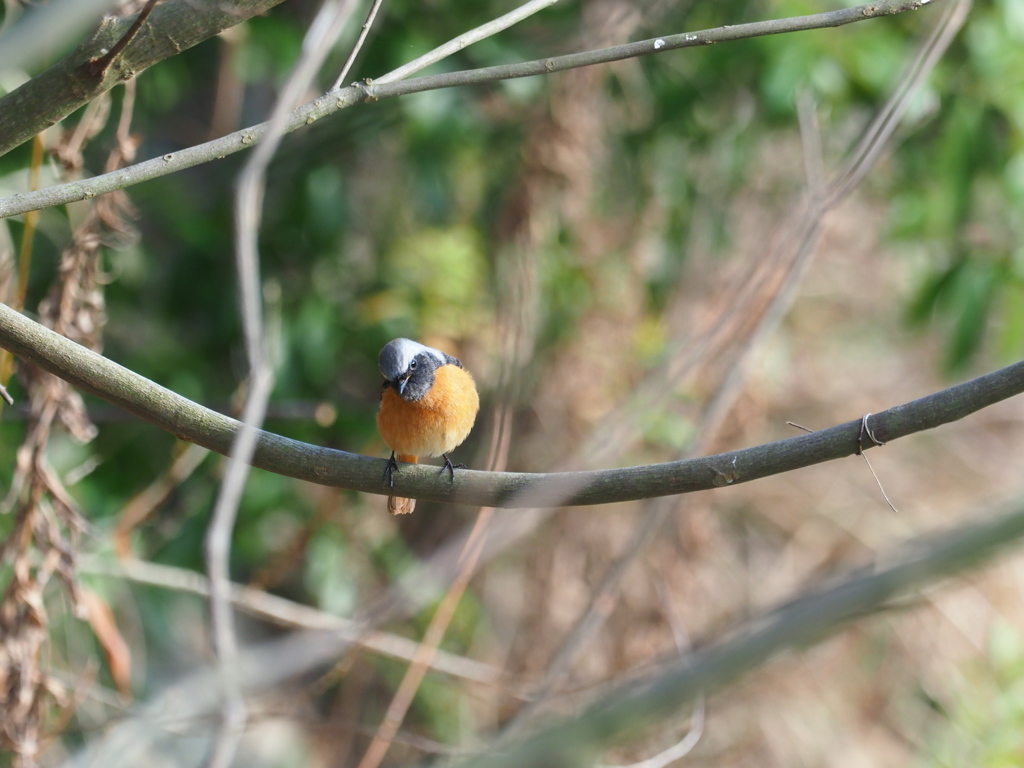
376;338;480;515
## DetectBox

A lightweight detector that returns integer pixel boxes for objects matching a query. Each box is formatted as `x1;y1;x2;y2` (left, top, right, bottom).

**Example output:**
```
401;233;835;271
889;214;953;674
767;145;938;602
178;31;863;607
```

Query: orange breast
377;364;480;458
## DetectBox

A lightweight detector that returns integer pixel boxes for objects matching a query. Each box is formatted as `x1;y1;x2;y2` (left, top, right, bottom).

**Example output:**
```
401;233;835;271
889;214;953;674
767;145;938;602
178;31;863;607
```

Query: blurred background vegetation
1;0;1023;765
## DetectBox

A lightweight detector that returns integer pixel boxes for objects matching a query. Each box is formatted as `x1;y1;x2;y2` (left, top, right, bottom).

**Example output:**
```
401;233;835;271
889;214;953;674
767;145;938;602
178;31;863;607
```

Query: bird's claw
440;454;466;482
383;451;399;487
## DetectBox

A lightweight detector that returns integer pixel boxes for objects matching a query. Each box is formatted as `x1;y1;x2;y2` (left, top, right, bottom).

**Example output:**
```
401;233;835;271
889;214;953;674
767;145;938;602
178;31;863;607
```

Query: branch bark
0;0;941;219
1;302;1020;509
0;0;287;159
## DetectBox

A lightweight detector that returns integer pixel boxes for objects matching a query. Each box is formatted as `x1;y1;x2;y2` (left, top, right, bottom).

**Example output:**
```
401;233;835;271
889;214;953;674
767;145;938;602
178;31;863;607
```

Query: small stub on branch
88;0;161;78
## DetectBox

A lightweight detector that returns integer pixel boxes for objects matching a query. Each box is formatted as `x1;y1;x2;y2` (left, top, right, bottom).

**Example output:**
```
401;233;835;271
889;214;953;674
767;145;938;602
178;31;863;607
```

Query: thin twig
80;557;506;687
405;59;908;730
32;1;978;765
856;411;900;512
398;29;815;644
822;0;970;208
331;0;386;90
0;132;44;401
205;2;360;766
14;134;44;309
797;88;825;195
424;1;970;745
113;442;209;557
203;370;269;768
597;580;703;768
87;0;160;77
371;0;561;86
0;0;940;220
70;491;1024;766
601;699;704;768
355;408;513;768
790;417;901;514
357;508;497;768
860;452;900;513
447;492;1024;768
499;306;770;739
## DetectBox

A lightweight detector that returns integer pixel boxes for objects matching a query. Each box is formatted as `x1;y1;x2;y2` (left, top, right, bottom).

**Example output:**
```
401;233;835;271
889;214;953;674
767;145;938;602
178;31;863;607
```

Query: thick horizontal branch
1;302;1021;508
0;0;287;159
0;0;939;219
454;495;1024;767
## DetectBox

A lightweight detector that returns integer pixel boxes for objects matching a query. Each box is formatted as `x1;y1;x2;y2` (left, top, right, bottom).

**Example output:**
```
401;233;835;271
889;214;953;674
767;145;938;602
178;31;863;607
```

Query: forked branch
0;0;942;219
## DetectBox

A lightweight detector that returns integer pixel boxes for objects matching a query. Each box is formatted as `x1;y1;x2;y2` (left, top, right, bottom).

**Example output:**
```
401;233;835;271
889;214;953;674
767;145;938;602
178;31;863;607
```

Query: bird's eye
410;360;417;369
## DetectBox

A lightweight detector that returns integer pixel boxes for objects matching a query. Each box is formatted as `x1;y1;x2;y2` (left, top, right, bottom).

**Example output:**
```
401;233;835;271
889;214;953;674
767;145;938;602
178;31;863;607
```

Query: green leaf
945;260;1002;370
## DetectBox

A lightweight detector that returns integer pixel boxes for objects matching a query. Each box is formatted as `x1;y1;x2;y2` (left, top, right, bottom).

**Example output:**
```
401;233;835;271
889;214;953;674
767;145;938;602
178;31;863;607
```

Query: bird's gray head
379;338;461;402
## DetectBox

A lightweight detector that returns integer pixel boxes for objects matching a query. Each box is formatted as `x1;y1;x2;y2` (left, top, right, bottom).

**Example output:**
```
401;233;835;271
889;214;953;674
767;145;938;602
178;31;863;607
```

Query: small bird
376;338;480;515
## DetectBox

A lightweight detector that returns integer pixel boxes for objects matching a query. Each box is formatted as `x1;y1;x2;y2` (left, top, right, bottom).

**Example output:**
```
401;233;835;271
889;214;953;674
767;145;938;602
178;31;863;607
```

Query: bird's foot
383;451;399;487
439;454;466;482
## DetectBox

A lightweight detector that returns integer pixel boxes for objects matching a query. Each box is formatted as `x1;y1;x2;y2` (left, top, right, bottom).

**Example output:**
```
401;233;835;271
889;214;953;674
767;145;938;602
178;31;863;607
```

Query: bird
376;338;480;515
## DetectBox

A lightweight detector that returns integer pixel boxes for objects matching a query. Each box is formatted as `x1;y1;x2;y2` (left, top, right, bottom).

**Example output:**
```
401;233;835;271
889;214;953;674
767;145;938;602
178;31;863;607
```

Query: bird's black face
379;338;458;402
392;351;439;401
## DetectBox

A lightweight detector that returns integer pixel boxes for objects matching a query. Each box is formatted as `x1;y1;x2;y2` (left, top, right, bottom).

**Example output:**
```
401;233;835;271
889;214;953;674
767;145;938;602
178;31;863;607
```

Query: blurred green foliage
920;620;1024;767
0;0;1022;756
893;0;1024;369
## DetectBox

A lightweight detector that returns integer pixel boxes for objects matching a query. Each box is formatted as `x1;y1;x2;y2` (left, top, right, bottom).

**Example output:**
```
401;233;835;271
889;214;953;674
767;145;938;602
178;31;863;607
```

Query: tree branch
0;0;942;219
0;0;120;74
0;0;288;159
450;495;1024;767
87;0;160;78
1;301;1020;508
73;488;1024;765
79;558;504;687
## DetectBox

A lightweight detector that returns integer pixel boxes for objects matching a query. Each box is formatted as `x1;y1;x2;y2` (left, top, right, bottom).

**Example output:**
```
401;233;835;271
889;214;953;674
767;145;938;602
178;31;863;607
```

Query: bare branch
0;0;289;159
79;558;504;687
202;368;269;768
379;0;969;637
371;0;562;86
205;1;360;765
73;490;1024;766
0;0;942;220
331;0;386;90
356;407;512;768
448;496;1024;768
113;442;209;557
87;0;160;78
357;508;497;768
0;301;1020;509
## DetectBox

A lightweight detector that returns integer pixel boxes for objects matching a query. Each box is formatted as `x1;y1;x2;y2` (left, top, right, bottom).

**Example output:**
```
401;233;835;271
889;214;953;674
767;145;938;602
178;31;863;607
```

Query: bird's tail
388;454;418;515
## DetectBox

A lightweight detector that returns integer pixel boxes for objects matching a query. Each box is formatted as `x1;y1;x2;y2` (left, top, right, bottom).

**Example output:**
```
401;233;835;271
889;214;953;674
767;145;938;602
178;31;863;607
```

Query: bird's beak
397;375;410;396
